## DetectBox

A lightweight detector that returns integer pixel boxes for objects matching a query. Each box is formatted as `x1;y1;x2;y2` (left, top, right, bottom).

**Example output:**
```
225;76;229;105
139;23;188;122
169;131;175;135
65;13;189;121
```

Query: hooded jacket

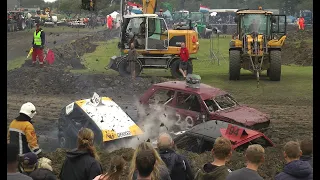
7;113;42;155
275;160;313;180
59;149;102;180
195;162;230;180
159;148;194;180
300;155;313;168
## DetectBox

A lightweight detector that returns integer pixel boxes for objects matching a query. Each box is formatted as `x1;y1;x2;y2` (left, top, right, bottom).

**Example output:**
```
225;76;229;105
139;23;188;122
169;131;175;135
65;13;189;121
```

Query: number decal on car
175;114;194;129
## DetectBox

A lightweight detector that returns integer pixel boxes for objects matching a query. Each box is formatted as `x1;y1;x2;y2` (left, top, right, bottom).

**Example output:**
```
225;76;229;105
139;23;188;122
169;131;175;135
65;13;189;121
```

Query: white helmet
20;102;37;119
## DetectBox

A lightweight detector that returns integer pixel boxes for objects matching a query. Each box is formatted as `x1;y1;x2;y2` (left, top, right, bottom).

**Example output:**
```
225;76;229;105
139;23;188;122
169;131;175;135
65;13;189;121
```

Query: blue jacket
300;155;313;168
275;160;313;180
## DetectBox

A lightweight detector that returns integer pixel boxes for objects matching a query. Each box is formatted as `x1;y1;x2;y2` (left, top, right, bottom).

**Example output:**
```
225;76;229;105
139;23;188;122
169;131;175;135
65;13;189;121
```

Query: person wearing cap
7;102;43;157
19;152;38;175
8;144;33;180
32;23;46;67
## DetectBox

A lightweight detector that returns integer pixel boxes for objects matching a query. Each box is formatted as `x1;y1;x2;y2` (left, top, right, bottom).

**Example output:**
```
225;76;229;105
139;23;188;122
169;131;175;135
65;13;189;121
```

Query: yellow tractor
107;0;199;78
229;8;286;83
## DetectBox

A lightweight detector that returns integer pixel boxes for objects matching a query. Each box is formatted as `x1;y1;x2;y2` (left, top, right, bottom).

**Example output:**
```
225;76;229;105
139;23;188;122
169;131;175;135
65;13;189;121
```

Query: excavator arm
142;0;157;14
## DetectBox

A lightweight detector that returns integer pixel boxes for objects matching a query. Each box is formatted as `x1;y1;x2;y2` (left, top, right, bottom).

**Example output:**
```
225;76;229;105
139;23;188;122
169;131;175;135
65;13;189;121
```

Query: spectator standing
7;102;42;156
178;42;190;78
7;144;33;180
19;152;38;176
136;150;156;180
59;128;103;180
31;23;46;67
195;137;232;180
93;155;126;180
157;133;194;180
275;141;313;180
129;142;171;180
29;157;57;180
226;144;265;180
128;42;139;80
300;139;313;168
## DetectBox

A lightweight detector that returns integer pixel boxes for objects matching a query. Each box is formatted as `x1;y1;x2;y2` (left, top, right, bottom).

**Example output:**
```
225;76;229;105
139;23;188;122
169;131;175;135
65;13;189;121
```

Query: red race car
139;79;270;130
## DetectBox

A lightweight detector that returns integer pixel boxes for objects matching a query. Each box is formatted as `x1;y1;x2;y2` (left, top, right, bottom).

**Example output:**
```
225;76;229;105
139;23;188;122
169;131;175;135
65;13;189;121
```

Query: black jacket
29;168;57;180
275;160;313;180
32;28;45;48
59;149;102;180
132;165;171;180
159;148;194;180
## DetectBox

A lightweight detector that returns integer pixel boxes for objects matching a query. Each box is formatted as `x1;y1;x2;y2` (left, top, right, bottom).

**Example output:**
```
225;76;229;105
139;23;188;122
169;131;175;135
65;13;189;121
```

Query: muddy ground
7;28;312;180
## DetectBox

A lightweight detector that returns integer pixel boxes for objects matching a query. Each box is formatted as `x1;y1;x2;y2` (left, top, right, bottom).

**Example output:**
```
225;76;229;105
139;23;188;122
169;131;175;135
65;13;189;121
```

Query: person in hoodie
195;137;232;180
59;128;103;180
29;157;57;180
275;141;313;180
7;102;43;157
157;133;194;180
226;144;265;180
300;139;313;168
129;142;171;180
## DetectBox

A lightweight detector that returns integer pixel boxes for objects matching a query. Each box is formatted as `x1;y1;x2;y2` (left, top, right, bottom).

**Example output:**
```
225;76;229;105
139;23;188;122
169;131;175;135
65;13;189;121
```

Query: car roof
237;10;273;14
188;120;230;138
73;97;138;131
153;81;227;100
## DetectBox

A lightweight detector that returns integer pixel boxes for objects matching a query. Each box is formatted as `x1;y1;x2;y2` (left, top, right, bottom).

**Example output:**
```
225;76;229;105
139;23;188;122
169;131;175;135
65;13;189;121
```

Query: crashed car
139;76;270;130
172;120;274;153
58;93;143;149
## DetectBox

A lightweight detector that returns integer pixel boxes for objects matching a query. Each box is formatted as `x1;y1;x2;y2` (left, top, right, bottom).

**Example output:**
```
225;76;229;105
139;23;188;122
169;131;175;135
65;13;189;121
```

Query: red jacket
179;47;189;62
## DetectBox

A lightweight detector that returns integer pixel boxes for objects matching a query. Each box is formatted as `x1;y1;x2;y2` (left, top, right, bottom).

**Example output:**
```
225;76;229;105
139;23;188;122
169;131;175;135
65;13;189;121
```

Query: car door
173;91;204;130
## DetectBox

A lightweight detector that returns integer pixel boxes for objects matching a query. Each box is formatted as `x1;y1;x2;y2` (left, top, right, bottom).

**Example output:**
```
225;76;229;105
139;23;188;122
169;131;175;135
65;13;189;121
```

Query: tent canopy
109;11;119;19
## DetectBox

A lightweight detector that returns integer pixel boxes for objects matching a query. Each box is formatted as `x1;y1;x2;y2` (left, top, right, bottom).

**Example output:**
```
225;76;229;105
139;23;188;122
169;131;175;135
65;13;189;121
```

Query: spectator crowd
8;127;313;180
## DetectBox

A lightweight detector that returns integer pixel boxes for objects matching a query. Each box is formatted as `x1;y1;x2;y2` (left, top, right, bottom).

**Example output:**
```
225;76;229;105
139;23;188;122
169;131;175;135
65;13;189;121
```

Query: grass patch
7;56;27;71
76;36;312;105
71;40;119;74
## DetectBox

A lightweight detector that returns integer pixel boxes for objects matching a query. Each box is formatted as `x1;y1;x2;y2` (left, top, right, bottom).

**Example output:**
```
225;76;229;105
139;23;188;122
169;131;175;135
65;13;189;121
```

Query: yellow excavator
107;0;199;78
229;7;287;84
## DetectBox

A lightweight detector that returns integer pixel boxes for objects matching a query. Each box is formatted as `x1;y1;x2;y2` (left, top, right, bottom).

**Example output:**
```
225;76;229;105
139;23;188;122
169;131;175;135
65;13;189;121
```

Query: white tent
109;11;119;19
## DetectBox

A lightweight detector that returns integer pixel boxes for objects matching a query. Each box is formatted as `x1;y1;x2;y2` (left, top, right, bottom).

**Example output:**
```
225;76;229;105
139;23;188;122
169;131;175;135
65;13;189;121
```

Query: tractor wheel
118;59;142;77
229;50;241;80
170;60;193;78
269;50;281;81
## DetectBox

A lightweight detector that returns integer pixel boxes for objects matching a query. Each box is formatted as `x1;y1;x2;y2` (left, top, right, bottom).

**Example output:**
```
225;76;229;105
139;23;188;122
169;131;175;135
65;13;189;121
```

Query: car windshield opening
214;94;237;110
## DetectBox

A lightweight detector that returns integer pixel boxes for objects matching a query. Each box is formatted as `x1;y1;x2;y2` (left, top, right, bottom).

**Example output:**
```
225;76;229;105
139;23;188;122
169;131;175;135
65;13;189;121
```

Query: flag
45;49;55;65
27;47;33;59
127;2;143;14
199;5;210;13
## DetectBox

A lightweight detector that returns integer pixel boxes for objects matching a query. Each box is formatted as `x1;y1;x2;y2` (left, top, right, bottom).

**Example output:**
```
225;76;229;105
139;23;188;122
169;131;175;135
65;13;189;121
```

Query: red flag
46;49;55;65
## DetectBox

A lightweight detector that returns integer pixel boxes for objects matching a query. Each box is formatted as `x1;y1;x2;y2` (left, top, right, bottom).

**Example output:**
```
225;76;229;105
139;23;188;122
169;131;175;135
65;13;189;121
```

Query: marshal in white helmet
7;102;42;156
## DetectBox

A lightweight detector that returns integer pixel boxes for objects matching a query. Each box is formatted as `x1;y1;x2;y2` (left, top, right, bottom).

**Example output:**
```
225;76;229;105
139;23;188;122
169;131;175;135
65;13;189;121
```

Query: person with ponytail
93;155;126;180
59;128;103;180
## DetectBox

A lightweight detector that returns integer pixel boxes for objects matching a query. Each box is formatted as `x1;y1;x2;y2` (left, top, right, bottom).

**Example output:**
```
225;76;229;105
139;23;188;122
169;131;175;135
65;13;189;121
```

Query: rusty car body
139;81;270;130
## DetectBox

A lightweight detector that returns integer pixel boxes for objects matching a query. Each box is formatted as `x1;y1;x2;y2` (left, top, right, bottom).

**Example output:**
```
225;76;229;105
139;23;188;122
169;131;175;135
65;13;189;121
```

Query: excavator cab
119;14;169;51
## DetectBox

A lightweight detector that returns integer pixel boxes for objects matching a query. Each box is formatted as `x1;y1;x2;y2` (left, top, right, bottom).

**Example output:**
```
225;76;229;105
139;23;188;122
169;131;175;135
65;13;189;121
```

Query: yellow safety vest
34;30;42;46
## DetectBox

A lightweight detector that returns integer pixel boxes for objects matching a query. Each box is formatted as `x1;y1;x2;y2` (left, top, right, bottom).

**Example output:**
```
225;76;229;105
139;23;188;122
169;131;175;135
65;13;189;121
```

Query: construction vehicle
107;0;199;78
7;11;26;32
189;12;213;38
229;7;286;84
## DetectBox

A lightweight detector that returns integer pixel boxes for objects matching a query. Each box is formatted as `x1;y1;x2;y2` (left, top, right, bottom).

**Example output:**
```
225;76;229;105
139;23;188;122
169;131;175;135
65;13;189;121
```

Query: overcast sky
44;0;57;2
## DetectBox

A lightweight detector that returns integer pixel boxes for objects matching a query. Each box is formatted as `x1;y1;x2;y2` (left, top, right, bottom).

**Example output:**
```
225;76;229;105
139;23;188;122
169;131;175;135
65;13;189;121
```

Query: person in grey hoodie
275;141;313;180
195;137;232;180
300;139;313;168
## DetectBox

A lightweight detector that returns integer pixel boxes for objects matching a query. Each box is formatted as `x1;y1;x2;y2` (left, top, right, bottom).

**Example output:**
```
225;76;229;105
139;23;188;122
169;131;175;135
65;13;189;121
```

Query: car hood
215;105;269;126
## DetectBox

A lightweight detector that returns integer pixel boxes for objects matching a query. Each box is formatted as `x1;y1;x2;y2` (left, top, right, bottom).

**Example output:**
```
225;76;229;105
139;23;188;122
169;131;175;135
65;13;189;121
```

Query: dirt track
7;28;313;180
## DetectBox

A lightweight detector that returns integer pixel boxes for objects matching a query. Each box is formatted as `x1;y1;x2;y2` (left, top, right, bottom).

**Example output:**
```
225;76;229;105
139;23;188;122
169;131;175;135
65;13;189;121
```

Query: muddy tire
170;60;193;78
118;59;142;77
269;50;281;81
229;50;241;80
